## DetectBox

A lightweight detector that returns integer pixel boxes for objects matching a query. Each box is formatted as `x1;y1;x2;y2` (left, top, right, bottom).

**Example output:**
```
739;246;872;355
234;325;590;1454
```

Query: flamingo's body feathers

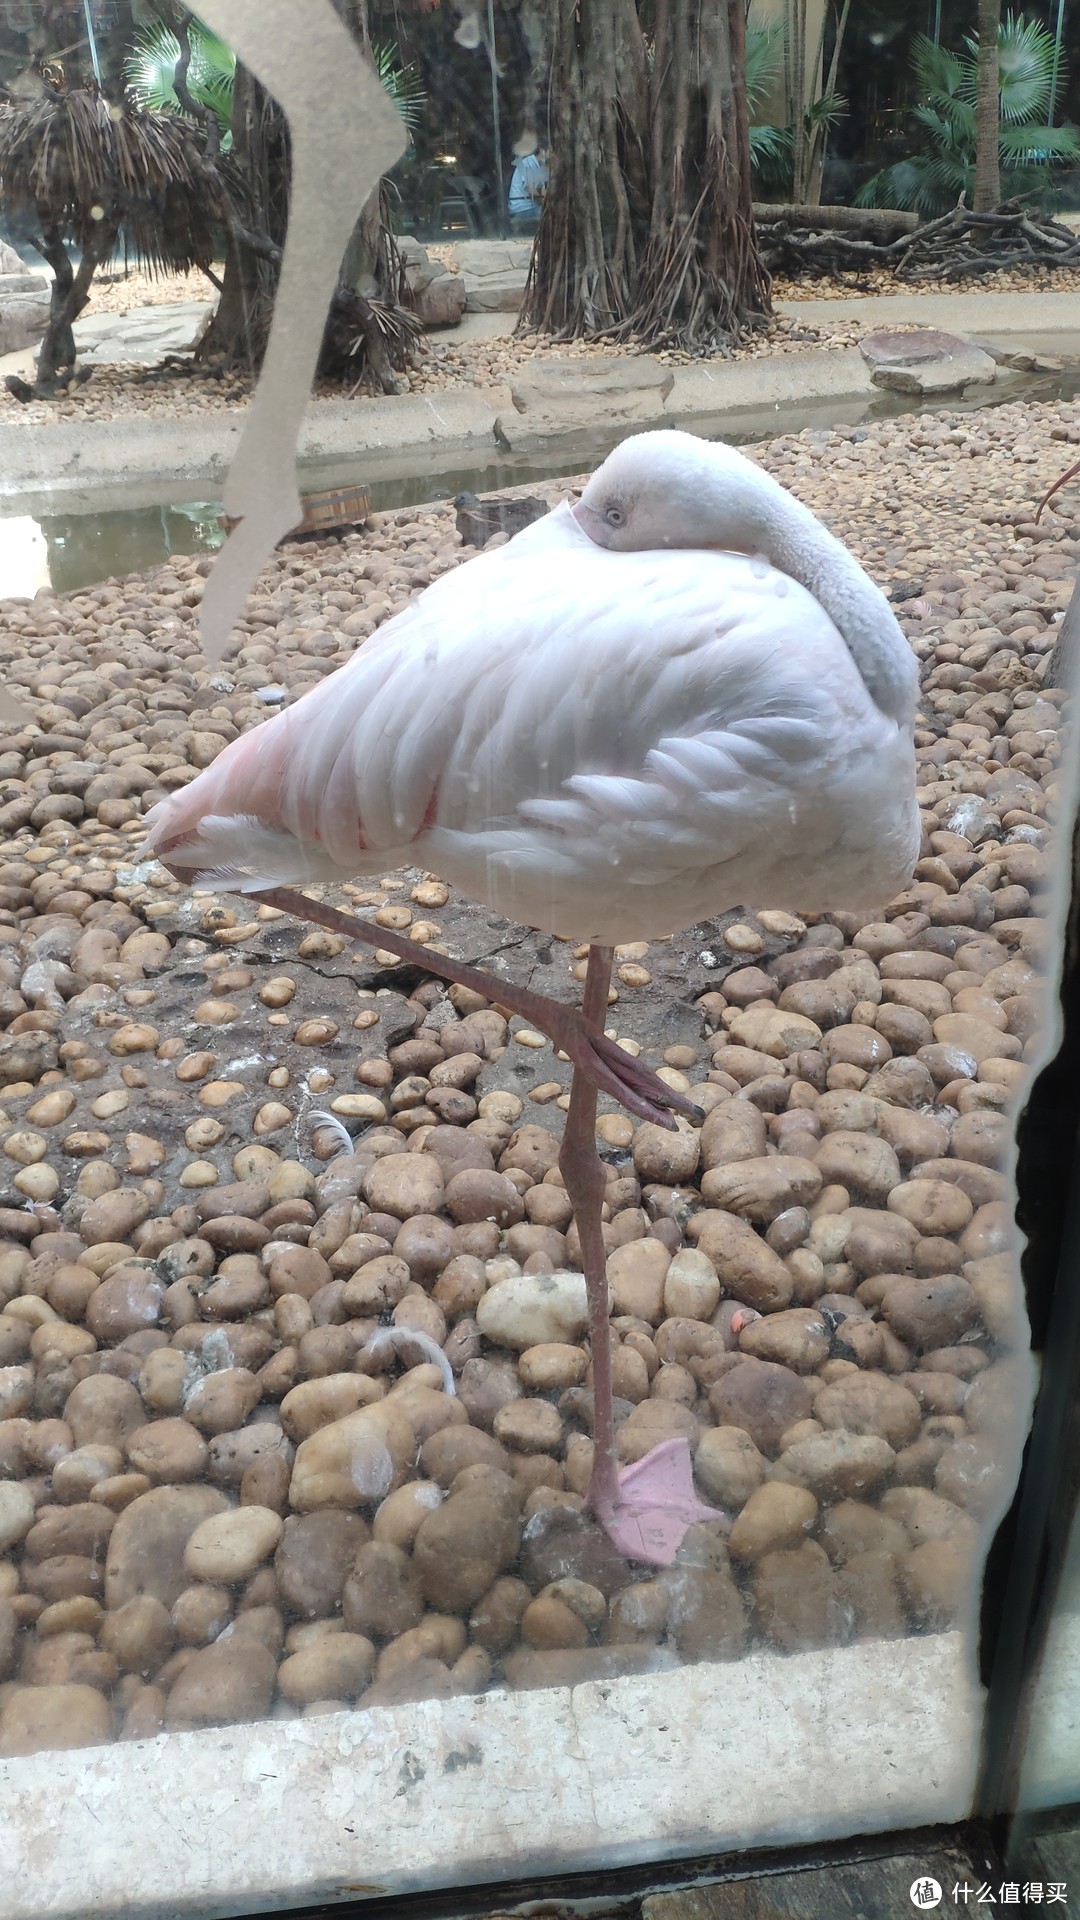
144;439;920;945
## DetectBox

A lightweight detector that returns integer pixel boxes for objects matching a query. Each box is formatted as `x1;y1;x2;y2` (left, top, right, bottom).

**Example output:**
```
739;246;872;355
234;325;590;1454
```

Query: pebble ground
0;393;1075;1757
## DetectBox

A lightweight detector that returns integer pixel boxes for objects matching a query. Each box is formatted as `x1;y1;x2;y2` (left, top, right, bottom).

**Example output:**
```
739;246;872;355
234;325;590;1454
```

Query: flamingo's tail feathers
141;813;320;894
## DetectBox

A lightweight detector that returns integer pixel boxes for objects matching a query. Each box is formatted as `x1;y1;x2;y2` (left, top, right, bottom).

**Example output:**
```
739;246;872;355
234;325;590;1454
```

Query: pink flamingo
144;429;920;1565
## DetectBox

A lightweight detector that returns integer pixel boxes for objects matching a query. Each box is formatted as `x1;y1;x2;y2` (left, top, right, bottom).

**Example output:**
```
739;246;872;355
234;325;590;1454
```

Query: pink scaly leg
253;886;702;1130
562;945;725;1568
247;891;719;1563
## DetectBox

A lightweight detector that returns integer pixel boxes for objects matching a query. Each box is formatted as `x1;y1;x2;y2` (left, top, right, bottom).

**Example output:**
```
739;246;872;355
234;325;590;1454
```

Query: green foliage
125;16;236;142
745;24;791;190
856;12;1079;216
124;13;426;141
744;24;846;197
370;43;427;133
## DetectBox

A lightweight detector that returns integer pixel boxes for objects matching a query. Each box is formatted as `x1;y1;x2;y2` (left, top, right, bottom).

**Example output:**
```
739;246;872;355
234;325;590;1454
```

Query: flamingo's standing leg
563;947;728;1568
557;945;621;1519
248;886;701;1129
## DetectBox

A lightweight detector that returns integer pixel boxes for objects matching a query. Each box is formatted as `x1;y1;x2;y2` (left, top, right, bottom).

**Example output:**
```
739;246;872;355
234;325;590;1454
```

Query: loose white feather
363;1324;456;1395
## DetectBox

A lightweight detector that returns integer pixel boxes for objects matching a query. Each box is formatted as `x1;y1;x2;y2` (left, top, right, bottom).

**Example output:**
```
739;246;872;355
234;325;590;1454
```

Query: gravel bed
0;397;1075;1758
79;264;223;316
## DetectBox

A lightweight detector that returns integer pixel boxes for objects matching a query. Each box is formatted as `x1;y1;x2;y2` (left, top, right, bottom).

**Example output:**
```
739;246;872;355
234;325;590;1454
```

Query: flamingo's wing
358;548;893;873
144;545;910;895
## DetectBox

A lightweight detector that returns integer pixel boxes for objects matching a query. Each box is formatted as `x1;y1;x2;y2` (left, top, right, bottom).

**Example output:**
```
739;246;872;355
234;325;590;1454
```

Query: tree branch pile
756;200;1080;284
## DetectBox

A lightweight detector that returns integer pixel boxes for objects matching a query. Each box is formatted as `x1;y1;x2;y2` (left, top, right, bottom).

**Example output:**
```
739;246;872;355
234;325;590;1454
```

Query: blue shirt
508;153;548;216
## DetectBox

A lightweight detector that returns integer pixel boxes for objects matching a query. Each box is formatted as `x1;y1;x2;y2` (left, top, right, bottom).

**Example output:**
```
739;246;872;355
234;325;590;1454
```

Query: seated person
508;147;548;229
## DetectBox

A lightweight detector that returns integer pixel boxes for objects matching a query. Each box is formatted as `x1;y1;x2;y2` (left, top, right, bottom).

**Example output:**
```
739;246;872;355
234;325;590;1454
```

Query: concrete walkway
775;288;1080;359
0;287;1077;513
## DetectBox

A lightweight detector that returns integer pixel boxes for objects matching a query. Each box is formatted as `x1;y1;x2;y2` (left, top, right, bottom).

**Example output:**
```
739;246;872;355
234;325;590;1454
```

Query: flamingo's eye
605;504;626;528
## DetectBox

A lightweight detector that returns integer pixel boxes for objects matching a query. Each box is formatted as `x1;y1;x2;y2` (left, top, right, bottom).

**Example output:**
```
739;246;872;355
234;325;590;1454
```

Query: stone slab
665;346;875;418
72;301;213;365
512;356;674;407
872;355;997;395
0;276;50;357
860;326;997;394
454;239;534;276
465;268;529;313
413;274;466;328
452;239;534;313
776;288;1080;340
498;354;677;446
0;1635;981;1920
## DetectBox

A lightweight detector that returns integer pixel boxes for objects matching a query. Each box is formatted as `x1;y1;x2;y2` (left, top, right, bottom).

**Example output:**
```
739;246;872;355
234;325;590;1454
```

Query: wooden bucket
221;483;372;540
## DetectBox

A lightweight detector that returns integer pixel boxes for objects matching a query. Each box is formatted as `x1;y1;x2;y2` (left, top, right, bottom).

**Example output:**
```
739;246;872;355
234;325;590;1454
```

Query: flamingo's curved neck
756;492;918;724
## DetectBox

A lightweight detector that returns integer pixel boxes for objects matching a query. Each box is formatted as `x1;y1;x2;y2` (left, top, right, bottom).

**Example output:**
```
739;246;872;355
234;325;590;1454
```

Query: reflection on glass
0;0;1074;1907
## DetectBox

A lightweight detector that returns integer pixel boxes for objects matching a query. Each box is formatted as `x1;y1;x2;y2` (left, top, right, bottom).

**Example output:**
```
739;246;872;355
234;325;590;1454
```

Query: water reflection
32;503;226;597
0;517;49;599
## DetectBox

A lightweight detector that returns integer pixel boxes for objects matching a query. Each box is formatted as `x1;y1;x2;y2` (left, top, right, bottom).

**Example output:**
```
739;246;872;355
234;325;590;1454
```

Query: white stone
476;1269;591;1351
0;1480;34;1553
663;1247;722;1321
288;1400;415;1511
183;1505;283;1583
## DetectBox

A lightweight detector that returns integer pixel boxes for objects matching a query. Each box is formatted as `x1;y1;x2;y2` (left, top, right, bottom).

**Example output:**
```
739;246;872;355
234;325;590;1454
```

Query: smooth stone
183;1506;284;1584
104;1485;231;1610
288;1400;415;1511
476;1270;590;1351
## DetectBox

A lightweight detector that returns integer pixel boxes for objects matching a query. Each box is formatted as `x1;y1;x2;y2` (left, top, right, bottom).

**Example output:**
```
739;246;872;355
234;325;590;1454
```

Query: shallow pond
3;366;1079;597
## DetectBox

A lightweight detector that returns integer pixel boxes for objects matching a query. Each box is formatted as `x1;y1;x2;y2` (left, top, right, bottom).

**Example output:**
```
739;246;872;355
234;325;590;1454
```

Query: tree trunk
803;0;852;207
196;0;405;380
753;203;918;235
196;58;286;369
523;0;648;337
33;216;119;390
974;0;1002;213
522;0;769;351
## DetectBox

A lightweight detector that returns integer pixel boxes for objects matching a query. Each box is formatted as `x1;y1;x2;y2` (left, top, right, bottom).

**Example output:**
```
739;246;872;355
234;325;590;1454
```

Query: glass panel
0;0;1075;1912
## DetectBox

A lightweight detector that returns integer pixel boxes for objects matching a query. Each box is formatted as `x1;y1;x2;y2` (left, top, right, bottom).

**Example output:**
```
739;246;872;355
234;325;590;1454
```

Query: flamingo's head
570;428;775;557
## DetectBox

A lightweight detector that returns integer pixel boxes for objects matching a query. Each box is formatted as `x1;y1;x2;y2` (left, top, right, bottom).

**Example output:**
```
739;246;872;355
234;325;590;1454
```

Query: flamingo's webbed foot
589;1439;728;1567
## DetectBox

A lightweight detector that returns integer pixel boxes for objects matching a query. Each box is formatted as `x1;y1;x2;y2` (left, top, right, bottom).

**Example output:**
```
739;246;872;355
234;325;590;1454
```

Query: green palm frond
804;90;846;132
372;42;426;133
125;21;424;143
749;124;791;160
961;12;1061;124
125;16;235;141
744;24;784;117
864;10;1078;216
912;35;967;104
999;121;1080;158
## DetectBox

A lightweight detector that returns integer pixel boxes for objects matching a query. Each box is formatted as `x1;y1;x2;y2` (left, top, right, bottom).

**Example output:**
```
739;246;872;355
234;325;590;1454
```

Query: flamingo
143;428;921;1566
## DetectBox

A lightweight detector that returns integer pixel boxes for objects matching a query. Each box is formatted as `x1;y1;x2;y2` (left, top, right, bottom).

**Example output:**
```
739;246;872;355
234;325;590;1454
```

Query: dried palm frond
0;85;235;273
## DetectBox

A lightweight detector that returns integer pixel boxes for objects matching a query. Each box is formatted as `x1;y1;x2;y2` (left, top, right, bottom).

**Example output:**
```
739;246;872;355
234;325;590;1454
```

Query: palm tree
144;0;423;387
855;14;1079;218
124;13;426;147
975;0;1003;209
0;75;232;391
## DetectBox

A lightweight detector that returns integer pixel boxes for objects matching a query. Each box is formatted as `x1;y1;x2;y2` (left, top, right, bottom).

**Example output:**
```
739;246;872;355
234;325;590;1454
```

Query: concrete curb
0;1635;980;1920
